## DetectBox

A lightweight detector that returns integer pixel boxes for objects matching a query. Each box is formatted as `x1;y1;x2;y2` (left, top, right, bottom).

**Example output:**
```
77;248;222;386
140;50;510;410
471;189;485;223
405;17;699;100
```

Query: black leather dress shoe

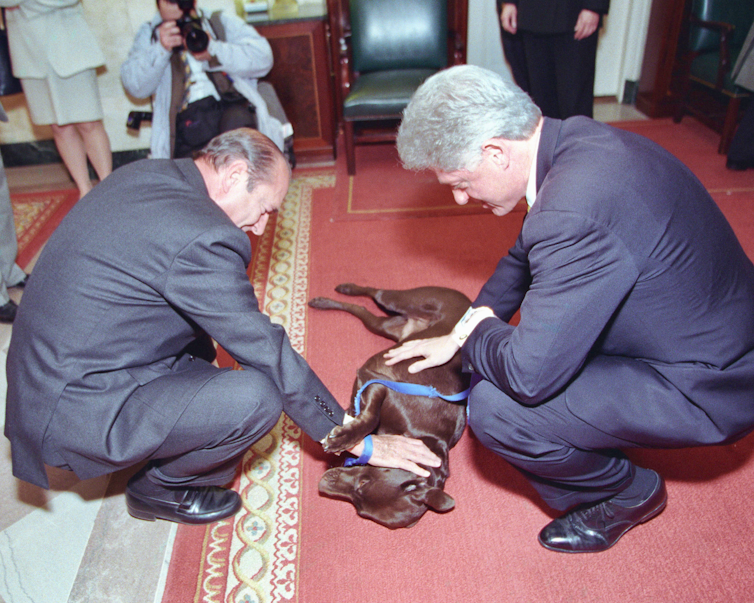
126;483;242;525
726;158;754;171
538;471;667;553
0;300;17;323
10;274;29;289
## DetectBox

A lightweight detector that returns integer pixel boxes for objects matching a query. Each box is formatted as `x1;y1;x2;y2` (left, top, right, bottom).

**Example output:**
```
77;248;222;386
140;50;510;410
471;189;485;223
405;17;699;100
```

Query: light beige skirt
21;68;104;126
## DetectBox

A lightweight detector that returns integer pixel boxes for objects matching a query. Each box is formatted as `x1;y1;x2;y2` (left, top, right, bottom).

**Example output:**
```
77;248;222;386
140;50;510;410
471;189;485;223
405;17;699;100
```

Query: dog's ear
423;488;455;513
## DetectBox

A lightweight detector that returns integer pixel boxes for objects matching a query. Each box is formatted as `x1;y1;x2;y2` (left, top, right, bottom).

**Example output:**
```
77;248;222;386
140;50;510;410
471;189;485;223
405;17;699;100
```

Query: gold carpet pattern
176;171;336;603
11;189;79;266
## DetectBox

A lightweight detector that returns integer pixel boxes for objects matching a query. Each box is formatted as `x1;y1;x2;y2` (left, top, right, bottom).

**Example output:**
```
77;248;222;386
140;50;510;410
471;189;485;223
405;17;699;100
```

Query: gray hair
397;65;542;172
194;128;288;192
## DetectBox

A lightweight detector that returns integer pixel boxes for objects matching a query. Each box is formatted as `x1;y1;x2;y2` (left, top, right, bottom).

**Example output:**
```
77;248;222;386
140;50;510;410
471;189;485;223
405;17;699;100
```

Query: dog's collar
344;435;374;467
342;380;469;467
352;379;470;415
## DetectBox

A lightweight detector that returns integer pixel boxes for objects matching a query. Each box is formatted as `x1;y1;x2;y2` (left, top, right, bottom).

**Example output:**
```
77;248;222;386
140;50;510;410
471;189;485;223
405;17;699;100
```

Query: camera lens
184;27;209;53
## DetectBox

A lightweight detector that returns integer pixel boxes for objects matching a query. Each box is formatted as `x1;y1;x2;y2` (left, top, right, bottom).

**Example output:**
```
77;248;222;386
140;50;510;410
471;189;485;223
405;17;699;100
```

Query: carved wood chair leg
719;96;742;155
345;120;356;175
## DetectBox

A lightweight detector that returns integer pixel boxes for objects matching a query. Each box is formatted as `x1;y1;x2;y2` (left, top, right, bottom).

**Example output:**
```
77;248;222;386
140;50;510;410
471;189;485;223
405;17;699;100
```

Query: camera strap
205;12;244;103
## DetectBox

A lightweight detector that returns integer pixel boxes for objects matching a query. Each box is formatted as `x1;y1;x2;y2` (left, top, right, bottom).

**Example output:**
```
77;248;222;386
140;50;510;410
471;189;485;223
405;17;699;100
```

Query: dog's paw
308;297;341;310
323;424;362;454
334;283;361;296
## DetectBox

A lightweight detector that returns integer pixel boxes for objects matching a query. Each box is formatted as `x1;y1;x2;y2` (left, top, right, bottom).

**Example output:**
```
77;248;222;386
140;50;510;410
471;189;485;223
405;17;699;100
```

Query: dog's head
318;465;455;529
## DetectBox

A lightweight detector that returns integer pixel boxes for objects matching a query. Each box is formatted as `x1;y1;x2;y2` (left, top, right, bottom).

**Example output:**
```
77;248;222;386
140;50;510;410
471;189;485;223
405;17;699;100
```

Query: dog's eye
356;478;370;495
401;482;419;493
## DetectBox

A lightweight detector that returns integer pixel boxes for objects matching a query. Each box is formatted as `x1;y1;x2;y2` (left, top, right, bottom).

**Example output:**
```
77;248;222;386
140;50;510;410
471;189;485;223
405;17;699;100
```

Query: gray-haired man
388;65;754;553
6;128;438;525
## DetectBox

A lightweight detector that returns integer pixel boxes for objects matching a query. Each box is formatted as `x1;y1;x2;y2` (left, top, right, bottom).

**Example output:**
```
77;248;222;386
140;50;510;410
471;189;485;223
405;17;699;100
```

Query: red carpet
11;188;79;267
298;124;754;603
329;142;496;221
162;119;754;602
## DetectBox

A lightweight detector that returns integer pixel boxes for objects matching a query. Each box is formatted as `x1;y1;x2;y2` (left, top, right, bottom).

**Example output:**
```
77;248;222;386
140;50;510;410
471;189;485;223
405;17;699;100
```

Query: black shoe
726;158;754;171
0;300;17;323
10;274;29;289
125;482;242;525
538;471;667;553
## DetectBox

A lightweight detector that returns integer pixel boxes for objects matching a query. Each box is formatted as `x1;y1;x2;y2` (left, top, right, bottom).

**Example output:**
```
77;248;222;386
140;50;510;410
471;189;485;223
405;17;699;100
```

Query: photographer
121;0;285;159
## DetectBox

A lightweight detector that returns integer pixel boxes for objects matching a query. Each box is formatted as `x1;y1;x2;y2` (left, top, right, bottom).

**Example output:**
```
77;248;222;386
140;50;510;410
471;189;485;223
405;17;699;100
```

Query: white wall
595;0;653;100
466;0;514;83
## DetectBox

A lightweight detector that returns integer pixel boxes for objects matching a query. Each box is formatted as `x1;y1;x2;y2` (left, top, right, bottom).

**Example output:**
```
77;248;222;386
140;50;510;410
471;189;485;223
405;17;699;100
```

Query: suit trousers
42;353;284;488
501;28;530;93
521;30;598;119
467;354;728;511
139;356;284;488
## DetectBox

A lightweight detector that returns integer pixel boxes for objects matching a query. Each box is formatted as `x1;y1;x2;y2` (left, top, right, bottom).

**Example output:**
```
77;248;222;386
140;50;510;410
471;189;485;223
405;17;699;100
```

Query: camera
172;0;209;53
126;111;153;131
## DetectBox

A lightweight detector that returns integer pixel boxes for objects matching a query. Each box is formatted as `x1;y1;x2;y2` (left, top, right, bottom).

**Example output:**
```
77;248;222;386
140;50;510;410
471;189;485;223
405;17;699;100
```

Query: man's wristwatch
450;306;496;347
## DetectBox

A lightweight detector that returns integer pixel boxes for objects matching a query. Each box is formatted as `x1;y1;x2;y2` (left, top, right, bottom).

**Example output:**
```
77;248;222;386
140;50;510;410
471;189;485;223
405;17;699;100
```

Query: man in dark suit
500;0;609;119
388;66;754;553
496;0;529;93
4;128;439;525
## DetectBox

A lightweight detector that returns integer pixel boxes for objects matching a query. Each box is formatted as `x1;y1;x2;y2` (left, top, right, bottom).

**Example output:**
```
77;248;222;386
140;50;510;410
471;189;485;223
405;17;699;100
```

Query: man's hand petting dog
346;434;441;478
384;334;460;373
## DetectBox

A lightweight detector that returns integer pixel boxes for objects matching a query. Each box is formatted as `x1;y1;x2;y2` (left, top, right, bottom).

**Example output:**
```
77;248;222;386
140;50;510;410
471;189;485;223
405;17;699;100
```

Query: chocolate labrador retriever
308;283;471;528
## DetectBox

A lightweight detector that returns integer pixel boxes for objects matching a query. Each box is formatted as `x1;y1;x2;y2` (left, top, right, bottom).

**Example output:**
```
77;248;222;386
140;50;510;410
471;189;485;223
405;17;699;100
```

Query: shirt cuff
450;306;496;347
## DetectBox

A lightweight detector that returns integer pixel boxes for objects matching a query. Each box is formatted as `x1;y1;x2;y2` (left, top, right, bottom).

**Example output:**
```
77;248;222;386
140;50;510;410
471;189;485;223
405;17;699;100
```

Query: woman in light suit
0;0;112;197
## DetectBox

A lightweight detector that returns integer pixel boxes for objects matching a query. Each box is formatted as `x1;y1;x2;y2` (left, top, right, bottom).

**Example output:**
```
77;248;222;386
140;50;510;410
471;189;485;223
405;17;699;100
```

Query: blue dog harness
343;379;471;467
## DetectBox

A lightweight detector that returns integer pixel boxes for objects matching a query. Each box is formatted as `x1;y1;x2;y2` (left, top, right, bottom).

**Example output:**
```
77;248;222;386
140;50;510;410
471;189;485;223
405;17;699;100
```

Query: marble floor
0;100;647;603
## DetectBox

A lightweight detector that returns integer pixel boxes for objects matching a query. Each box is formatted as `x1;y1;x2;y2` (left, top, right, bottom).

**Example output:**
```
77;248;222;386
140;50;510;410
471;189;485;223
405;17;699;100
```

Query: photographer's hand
157;20;183;51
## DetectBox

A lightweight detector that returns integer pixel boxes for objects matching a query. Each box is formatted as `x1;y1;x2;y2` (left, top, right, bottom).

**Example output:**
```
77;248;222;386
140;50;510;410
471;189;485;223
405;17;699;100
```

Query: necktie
180;51;192;111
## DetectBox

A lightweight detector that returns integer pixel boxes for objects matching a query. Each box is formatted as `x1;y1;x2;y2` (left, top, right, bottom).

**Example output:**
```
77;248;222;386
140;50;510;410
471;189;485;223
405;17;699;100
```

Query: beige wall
0;0;300;152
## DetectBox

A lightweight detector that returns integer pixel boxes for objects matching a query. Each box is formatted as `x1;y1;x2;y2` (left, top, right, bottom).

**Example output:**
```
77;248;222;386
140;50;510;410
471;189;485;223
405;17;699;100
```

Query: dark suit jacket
464;117;754;445
5;158;344;489
507;0;610;34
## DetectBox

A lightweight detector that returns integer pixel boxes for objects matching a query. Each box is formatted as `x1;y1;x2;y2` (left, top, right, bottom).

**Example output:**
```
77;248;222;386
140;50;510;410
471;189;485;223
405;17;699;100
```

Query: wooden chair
327;0;467;175
673;0;754;154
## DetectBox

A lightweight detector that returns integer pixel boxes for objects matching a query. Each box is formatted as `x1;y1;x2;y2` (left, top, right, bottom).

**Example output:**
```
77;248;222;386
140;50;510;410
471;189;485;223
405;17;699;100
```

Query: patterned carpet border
163;170;336;603
11;189;79;267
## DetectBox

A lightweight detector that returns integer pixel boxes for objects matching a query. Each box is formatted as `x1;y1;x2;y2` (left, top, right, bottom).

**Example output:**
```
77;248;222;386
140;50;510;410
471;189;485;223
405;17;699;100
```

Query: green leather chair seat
343;69;438;119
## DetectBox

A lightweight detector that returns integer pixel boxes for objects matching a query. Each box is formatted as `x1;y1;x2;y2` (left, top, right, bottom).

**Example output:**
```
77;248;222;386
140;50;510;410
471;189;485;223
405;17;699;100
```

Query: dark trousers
728;100;754;164
126;355;282;488
467;355;730;511
501;29;530;93
522;30;599;119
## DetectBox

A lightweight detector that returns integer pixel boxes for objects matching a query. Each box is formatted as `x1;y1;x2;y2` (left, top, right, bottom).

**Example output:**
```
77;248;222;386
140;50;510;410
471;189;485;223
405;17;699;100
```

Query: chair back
349;0;448;74
689;0;754;53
